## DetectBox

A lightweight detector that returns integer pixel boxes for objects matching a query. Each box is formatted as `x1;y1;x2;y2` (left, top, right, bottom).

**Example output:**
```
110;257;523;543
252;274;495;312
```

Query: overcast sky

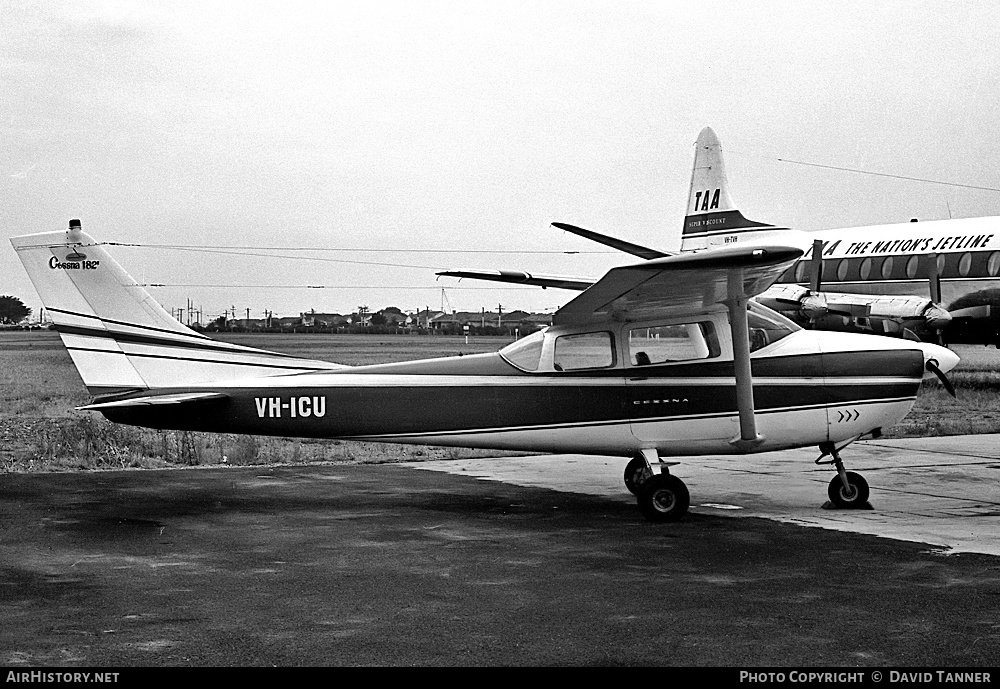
4;0;1000;320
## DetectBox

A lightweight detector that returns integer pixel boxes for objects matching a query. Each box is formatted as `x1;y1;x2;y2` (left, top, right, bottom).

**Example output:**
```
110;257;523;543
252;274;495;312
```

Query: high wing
436;222;671;293
553;244;804;326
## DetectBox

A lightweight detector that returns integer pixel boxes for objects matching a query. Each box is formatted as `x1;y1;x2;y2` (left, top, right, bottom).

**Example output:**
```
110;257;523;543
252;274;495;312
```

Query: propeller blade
927;253;942;305
949;304;991;320
926;358;957;398
809;239;823;292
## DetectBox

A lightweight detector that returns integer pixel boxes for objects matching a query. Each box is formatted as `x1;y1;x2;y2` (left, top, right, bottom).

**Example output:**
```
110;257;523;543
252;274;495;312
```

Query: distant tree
381;306;404;315
370;313;388;326
0;295;31;324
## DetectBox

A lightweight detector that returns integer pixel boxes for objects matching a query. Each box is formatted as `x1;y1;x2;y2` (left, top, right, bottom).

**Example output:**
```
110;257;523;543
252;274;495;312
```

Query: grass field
1;330;998;472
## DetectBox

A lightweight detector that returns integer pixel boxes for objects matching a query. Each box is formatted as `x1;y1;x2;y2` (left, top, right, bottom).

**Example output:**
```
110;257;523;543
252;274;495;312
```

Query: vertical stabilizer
11;220;343;395
681;127;776;251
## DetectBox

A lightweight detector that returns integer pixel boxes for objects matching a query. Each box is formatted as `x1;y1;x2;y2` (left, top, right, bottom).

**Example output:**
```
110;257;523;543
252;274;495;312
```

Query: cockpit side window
553;331;615;371
628;322;721;366
747;301;801;352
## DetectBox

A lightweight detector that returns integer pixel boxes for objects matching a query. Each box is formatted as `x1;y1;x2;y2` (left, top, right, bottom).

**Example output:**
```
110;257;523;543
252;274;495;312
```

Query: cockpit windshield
747;301;800;351
499;329;545;371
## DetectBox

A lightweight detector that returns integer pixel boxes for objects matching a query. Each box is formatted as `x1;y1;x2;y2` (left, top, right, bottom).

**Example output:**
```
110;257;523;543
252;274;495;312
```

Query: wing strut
727;267;765;451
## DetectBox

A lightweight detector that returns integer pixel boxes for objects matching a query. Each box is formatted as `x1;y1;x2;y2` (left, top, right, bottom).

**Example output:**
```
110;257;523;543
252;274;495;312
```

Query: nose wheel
828;471;870;507
817;442;872;509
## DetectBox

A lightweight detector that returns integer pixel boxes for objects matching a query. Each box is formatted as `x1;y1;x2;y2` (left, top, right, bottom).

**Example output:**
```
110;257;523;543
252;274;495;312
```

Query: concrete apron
413;434;1000;556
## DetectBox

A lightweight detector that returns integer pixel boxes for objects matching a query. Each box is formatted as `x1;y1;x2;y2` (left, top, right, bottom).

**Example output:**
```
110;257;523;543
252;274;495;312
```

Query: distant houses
206;307;552;334
412;309;552;334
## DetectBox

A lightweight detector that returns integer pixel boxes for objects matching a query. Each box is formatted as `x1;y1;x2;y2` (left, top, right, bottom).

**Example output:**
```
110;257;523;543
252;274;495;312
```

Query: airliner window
553;331;614;371
860;257;872;280
499;330;544;371
747;302;800;352
794;261;808;283
881;256;894;280
959;252;973;277
906;255;919;278
628;322;720;365
989;252;1000;277
836;259;849;281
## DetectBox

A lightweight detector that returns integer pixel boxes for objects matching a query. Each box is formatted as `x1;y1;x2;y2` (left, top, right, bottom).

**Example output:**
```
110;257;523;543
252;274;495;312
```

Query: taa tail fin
681;127;787;251
11;220;342;397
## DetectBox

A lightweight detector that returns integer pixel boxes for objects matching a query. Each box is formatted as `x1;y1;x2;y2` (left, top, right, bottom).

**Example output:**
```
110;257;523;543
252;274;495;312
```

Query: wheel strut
816;442;870;508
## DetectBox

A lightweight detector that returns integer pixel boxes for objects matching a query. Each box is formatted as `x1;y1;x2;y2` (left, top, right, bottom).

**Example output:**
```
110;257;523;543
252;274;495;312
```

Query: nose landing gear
817;442;871;509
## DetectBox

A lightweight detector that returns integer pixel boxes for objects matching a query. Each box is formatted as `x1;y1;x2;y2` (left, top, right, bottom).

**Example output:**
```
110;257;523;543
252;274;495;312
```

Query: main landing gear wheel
637;474;690;523
827;471;870;508
623;456;652;495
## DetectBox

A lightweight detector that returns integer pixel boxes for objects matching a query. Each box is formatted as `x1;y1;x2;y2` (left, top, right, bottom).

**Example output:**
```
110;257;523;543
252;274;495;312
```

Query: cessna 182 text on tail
13;216;957;522
444;128;1000;346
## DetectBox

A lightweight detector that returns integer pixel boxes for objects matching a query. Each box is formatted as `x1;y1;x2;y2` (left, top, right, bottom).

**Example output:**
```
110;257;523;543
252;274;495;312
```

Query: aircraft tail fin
681;127;783;251
11;220;343;396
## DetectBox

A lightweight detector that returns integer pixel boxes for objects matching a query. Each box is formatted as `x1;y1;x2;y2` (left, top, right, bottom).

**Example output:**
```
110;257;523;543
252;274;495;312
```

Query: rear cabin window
747;302;800;352
628;322;720;366
553;331;615;371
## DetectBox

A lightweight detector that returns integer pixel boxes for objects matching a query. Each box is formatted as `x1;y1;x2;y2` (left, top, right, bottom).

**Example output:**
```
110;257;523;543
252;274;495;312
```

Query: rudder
681;127;780;251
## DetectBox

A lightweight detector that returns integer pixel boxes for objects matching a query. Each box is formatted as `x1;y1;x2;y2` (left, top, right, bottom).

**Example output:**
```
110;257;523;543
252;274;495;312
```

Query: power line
727;149;1000;193
101;244;610;273
106;242;610;255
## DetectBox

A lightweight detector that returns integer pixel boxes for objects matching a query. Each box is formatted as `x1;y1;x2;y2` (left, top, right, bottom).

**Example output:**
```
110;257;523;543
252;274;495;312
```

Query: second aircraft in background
440;127;1000;347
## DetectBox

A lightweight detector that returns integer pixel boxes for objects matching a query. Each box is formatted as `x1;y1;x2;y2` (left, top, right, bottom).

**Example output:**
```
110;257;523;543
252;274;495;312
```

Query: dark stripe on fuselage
100;379;921;438
362;396;917;440
776;250;1000;287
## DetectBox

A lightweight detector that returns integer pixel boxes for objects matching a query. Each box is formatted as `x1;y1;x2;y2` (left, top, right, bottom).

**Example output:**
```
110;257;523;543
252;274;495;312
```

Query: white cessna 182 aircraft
13;210;957;522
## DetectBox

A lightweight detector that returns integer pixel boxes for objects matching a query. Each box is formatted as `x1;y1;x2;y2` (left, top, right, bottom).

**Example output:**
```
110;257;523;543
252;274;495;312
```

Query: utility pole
497;304;503;328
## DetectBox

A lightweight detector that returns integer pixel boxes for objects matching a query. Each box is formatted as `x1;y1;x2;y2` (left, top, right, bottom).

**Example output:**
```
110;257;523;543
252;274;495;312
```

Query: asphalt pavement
2;438;999;666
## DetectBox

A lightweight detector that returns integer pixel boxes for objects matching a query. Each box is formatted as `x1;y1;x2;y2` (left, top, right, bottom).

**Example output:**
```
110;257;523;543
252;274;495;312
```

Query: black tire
827;471;870;508
637;474;690;522
623;456;651;495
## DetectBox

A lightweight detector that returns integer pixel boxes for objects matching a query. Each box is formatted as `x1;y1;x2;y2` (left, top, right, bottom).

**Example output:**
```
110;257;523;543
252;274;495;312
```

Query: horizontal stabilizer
436;269;593;291
78;391;228;411
552;222;671;260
